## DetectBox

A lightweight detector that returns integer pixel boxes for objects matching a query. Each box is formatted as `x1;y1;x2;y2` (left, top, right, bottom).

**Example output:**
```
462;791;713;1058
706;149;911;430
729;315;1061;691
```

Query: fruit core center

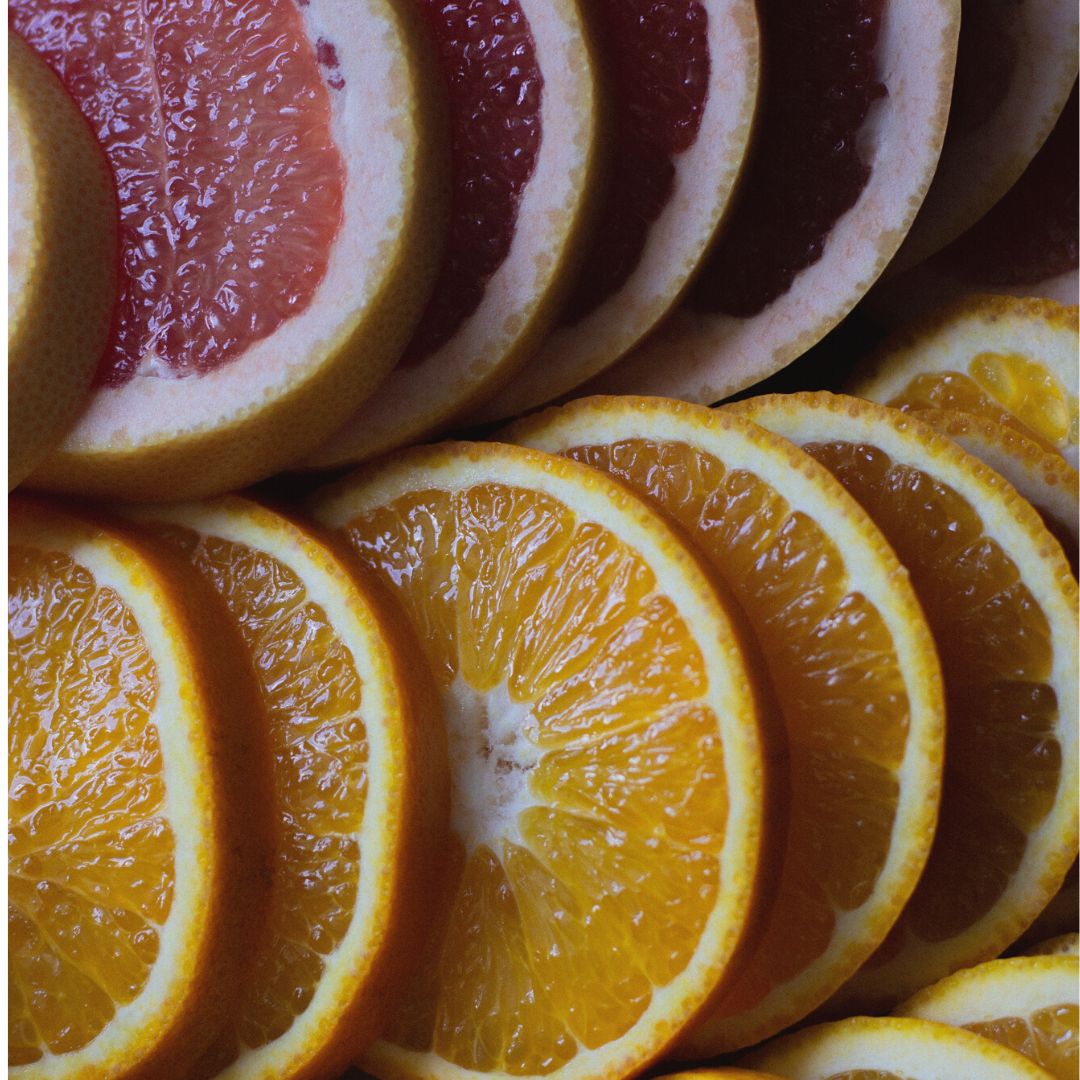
444;675;540;854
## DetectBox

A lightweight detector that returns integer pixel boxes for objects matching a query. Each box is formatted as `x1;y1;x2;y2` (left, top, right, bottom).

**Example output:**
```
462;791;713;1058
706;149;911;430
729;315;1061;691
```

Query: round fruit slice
910;409;1079;570
507;395;944;1053
306;0;601;467
728;392;1080;1014
850;295;1080;467
8;497;272;1078
1024;934;1079;958
473;0;760;423
308;441;765;1080
120;496;448;1080
658;1072;786;1080
11;0;445;501
740;1016;1057;1079
8;33;117;491
895;955;1080;1079
892;1;1079;269
581;0;960;406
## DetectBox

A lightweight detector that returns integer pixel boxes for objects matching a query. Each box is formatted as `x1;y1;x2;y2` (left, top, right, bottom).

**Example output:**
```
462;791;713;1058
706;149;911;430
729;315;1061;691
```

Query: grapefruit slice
12;0;446;501
8;33;117;492
121;496;448;1079
893;1;1079;270
507;395;944;1053
308;441;765;1080
8;496;272;1078
473;0;760;422
729;393;1079;1014
306;0;601;467
582;0;960;406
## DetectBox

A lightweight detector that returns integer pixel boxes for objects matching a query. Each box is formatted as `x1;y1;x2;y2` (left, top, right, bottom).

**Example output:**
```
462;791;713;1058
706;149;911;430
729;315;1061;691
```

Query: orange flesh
341;482;729;1073
967;1005;1078;1078
566;440;908;1015
149;525;368;1054
806;442;1059;951
8;546;170;1064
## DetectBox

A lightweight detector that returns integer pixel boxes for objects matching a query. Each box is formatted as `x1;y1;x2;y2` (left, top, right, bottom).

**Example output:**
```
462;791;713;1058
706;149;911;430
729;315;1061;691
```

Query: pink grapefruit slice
473;0;760;422
893;1;1079;270
583;0;960;406
306;0;601;467
13;0;446;501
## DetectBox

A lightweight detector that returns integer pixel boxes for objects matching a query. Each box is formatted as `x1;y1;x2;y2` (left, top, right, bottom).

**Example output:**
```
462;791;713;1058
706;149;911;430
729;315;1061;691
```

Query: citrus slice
895;955;1080;1079
740;1015;1057;1079
120;496;448;1079
849;295;1080;467
8;497;272;1078
893;1;1079;269
1011;861;1080;955
581;0;959;406
307;441;765;1080
910;408;1078;570
728;392;1080;1013
473;0;760;422
507;394;944;1053
8;32;117;491
1023;935;1079;958
658;1071;786;1080
11;0;445;501
307;0;601;466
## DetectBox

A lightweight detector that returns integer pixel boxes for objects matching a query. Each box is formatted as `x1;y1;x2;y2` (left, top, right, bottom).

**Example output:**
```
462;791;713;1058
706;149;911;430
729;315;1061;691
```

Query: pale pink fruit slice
14;0;445;501
306;0;601;467
584;0;960;407
472;0;760;423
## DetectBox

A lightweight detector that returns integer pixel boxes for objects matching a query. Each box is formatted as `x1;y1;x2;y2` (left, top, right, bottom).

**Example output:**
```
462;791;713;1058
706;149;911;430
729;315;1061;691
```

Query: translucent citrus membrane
342;482;729;1074
567;440;908;1015
8;546;169;1064
968;1006;1078;1077
887;357;1078;455
149;525;368;1053
805;442;1059;948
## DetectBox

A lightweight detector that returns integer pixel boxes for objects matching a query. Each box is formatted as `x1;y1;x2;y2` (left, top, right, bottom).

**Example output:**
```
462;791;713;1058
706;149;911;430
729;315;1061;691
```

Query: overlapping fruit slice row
10;382;1077;1080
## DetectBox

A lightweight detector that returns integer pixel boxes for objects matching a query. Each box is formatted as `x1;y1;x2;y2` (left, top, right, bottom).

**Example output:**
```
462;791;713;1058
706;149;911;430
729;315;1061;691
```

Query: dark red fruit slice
401;0;542;367
10;0;346;386
560;0;709;324
689;0;886;317
936;82;1078;286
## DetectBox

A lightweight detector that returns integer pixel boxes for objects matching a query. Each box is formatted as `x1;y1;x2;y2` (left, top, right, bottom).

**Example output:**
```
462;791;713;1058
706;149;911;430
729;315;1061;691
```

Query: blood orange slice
307;0;601;467
473;0;760;422
12;0;446;501
585;0;960;406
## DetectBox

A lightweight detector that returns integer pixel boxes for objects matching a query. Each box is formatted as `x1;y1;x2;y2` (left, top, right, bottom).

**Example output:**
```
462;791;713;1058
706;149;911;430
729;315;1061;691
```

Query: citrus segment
7;33;117;491
308;442;764;1079
507;395;943;1052
8;497;271;1079
729;393;1079;1013
895;955;1079;1079
850;296;1080;466
740;1015;1057;1079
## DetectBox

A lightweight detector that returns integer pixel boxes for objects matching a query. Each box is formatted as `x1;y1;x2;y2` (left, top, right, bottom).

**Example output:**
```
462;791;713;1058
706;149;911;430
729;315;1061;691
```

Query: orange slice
1023;934;1079;958
895;955;1079;1079
911;409;1078;571
13;0;446;500
307;0;601;466
850;295;1080;467
8;32;117;491
507;395;944;1053
121;496;448;1079
8;497;272;1078
728;392;1079;1014
740;1015;1057;1079
308;441;764;1080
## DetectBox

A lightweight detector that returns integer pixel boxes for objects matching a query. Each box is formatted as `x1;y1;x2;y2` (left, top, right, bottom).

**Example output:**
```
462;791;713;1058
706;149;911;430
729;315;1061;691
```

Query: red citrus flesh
400;0;542;367
937;83;1078;286
559;0;709;323
688;0;885;317
9;0;345;385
